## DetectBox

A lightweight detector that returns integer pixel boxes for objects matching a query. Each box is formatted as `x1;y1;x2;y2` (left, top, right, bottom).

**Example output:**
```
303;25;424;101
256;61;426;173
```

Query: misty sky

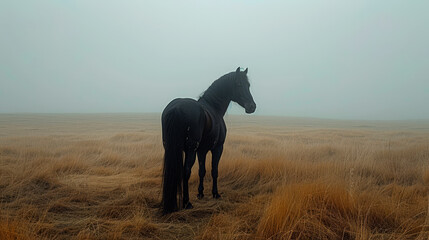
1;1;428;120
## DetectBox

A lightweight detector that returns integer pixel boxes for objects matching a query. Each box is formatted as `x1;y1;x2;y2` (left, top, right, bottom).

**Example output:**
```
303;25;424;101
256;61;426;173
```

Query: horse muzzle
245;103;256;114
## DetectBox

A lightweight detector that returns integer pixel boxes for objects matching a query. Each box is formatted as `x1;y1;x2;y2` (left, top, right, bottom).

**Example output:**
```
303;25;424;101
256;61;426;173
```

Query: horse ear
236;67;240;73
244;68;248;74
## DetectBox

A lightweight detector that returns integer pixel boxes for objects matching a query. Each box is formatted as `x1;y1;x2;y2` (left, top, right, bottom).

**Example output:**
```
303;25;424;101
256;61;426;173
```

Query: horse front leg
197;151;208;199
183;150;196;209
211;145;223;199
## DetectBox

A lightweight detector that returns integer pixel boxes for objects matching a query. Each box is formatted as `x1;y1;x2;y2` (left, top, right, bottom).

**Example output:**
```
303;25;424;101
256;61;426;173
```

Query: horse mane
199;71;247;100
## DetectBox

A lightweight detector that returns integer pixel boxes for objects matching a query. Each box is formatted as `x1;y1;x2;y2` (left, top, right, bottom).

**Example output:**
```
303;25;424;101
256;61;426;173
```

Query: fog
1;1;428;120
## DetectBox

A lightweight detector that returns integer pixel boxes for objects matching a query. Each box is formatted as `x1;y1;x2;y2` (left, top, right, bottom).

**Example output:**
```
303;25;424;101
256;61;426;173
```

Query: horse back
162;98;204;122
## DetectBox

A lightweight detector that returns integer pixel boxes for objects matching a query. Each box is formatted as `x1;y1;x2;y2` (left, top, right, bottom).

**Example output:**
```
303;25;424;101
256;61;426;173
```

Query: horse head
232;67;256;114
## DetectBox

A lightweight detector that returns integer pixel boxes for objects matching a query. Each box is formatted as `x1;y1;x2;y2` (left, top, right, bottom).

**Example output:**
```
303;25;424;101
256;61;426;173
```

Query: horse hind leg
183;138;199;209
197;151;208;199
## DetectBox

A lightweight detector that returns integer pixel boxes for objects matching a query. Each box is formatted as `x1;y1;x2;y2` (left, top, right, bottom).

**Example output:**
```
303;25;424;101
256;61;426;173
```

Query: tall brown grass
1;114;428;239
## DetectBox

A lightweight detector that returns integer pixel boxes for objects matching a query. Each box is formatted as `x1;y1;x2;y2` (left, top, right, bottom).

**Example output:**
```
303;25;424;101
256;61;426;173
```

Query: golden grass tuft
257;183;354;240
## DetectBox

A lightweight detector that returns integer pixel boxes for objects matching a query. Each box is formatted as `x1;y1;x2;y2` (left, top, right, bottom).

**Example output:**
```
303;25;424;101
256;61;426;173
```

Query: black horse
161;67;256;213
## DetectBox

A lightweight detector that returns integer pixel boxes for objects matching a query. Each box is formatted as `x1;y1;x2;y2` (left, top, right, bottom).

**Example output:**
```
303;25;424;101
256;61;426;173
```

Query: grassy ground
1;114;429;239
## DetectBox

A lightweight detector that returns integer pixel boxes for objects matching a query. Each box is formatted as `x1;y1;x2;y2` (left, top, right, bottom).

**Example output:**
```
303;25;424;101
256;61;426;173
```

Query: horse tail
161;110;184;214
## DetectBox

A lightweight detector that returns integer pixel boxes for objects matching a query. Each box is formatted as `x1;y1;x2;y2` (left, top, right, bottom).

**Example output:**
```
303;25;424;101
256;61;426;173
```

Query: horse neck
199;79;232;117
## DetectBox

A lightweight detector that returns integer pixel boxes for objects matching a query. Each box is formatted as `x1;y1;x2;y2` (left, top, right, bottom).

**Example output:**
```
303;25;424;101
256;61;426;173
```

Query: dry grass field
1;113;429;240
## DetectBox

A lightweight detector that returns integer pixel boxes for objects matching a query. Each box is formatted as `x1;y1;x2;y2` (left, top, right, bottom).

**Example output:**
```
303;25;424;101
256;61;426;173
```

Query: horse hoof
197;193;204;199
213;193;221;199
184;202;193;209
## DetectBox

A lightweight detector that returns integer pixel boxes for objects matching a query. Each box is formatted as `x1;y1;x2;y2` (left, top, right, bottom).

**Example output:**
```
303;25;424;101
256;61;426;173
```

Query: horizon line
1;112;428;122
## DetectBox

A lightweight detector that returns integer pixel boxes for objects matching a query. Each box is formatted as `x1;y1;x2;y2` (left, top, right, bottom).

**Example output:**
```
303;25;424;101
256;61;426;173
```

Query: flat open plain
1;114;429;239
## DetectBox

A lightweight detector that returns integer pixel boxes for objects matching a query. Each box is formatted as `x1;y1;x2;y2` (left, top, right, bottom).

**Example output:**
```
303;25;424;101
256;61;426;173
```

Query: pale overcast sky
1;1;428;120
